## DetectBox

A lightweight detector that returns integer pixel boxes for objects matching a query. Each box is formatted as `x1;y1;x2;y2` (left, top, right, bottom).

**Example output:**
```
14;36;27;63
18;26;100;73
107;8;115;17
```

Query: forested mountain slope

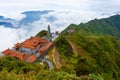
1;15;120;80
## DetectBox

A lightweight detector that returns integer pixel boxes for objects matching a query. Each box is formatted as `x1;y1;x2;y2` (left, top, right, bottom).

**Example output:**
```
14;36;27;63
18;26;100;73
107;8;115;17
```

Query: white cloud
0;26;29;51
0;26;18;51
86;0;120;13
0;0;119;13
0;11;25;21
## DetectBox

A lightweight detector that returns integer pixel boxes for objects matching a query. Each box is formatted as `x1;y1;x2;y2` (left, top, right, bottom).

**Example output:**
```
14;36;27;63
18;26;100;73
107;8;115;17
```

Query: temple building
1;25;60;63
2;36;53;63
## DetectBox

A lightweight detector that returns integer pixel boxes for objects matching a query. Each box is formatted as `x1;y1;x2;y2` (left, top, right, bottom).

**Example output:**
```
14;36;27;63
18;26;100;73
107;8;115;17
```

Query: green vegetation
55;37;73;57
60;15;120;79
61;24;78;36
0;56;79;80
62;15;120;38
71;34;120;80
55;37;79;73
35;30;47;37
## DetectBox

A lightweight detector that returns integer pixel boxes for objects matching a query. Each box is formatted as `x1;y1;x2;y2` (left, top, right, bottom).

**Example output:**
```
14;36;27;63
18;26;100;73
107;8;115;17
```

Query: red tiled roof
28;55;37;63
2;49;10;55
38;42;53;55
2;49;30;60
14;36;48;50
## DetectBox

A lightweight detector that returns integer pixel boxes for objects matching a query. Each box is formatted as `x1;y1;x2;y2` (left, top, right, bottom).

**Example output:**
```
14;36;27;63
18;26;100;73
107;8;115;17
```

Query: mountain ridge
1;14;120;80
58;14;120;79
62;14;120;39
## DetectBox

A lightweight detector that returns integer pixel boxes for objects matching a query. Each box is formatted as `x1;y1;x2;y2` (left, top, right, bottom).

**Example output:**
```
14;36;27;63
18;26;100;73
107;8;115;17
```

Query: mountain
62;15;120;39
1;15;120;80
59;14;120;79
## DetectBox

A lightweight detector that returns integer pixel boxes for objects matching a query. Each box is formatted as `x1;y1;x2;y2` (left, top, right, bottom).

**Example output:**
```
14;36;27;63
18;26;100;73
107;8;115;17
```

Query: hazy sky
0;0;120;14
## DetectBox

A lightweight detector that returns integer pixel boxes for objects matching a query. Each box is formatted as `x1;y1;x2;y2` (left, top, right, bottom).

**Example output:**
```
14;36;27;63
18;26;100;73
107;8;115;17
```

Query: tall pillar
47;25;52;41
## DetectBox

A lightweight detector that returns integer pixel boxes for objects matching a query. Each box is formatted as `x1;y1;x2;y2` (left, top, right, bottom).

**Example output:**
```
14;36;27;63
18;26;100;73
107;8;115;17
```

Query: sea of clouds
0;10;114;51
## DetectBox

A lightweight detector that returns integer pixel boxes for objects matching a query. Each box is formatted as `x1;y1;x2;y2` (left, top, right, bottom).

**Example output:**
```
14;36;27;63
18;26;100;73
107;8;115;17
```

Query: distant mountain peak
62;14;120;39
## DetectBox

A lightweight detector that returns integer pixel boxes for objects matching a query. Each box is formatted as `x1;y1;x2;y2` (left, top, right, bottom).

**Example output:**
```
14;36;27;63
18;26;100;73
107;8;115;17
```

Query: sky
0;0;120;51
0;0;120;18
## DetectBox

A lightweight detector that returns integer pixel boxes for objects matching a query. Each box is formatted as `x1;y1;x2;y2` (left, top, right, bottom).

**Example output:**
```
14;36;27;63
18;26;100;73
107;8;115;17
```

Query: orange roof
2;49;30;60
2;49;10;55
14;36;48;50
38;42;53;55
28;55;37;63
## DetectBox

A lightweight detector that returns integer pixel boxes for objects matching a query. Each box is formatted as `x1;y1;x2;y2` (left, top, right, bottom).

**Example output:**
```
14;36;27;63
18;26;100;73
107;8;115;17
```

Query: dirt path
52;47;62;69
67;39;78;54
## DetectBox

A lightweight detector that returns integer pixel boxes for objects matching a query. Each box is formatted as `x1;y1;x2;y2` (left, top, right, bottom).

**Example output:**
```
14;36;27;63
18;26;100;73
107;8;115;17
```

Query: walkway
67;39;77;54
52;47;62;69
41;58;54;70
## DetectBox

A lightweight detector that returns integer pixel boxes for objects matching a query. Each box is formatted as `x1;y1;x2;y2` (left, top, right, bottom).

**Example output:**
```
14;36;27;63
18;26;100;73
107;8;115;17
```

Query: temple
1;25;54;63
2;36;53;63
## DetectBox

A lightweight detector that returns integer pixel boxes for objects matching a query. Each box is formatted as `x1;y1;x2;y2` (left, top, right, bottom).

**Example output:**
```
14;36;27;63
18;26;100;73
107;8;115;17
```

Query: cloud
0;0;119;13
0;11;25;21
0;26;29;51
0;26;18;51
87;0;120;13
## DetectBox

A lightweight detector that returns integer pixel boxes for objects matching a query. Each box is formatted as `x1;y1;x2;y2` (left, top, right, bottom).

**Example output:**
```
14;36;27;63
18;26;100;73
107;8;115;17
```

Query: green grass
62;15;120;39
35;30;47;37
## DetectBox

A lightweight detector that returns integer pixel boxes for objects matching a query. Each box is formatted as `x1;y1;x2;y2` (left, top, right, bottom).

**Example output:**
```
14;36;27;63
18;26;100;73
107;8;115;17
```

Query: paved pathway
41;58;54;70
